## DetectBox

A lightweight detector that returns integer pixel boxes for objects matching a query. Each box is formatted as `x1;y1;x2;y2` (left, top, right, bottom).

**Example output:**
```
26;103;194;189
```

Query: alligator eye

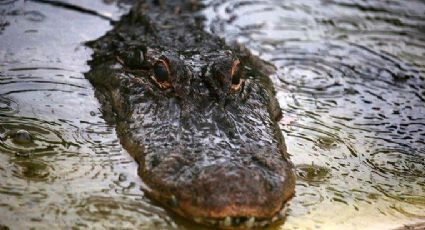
230;59;242;91
152;59;172;89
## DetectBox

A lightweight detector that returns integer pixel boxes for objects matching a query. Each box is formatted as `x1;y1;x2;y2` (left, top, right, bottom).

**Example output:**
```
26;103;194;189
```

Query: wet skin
86;0;295;228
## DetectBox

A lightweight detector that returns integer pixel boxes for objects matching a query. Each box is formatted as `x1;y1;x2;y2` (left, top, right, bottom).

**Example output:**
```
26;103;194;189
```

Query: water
0;0;176;229
202;0;425;229
0;0;424;229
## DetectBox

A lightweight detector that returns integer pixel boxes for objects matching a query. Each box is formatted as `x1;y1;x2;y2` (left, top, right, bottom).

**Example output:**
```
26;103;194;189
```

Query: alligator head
86;0;295;228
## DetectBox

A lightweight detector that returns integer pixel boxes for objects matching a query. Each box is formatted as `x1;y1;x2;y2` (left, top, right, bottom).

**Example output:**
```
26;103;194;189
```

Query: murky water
0;0;176;229
0;0;424;229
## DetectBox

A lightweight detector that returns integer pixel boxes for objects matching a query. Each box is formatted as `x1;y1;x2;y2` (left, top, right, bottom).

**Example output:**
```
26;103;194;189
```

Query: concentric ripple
269;41;421;98
0;96;18;115
73;195;175;229
10;158;52;181
0;117;68;157
296;164;331;184
367;148;425;178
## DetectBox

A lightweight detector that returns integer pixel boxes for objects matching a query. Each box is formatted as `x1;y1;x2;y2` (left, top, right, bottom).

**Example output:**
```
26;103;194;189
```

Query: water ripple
203;0;425;228
0;96;18;115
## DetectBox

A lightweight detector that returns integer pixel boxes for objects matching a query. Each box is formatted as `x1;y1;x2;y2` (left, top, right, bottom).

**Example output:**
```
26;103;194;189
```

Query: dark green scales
86;0;295;228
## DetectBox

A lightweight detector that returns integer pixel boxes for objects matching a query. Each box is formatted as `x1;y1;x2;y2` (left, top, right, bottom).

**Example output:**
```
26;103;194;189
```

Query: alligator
85;0;295;228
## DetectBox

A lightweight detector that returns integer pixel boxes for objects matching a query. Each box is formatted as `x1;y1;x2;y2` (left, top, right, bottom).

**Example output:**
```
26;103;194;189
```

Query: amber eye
154;59;170;82
230;59;242;91
152;59;172;88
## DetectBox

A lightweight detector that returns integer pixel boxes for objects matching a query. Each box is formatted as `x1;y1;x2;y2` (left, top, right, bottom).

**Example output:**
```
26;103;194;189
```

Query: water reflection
203;0;424;229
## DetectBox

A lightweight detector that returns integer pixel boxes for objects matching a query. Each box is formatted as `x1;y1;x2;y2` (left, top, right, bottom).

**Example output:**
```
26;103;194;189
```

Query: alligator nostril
120;50;144;68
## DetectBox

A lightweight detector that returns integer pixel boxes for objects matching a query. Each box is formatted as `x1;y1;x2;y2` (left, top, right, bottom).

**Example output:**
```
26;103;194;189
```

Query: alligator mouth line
144;189;292;229
139;164;295;229
190;207;289;229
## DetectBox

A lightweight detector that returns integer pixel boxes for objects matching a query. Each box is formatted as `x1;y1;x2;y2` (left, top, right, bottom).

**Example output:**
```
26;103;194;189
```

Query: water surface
202;0;425;229
0;0;177;228
0;0;424;229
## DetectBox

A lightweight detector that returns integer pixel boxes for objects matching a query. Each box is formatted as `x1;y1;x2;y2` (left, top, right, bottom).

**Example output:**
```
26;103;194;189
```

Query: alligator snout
142;138;295;228
177;161;295;223
128;73;296;228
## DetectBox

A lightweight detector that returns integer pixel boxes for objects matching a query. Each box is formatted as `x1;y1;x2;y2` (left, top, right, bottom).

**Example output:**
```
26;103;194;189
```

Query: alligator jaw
145;189;294;229
165;198;293;229
139;155;296;229
181;201;293;229
191;206;290;229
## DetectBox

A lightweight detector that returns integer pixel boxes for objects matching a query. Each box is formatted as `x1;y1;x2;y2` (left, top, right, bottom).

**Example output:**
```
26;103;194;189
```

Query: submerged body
86;0;295;228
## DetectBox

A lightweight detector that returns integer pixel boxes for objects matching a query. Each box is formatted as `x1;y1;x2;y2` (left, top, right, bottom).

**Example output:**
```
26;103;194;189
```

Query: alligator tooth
233;217;240;226
279;208;286;218
259;220;269;227
272;216;278;222
169;195;178;207
194;217;202;223
223;216;231;227
138;51;144;63
246;217;255;228
207;219;217;225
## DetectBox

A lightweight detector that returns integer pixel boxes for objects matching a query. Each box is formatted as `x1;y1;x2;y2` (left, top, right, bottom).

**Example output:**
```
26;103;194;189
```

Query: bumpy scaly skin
86;0;295;228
